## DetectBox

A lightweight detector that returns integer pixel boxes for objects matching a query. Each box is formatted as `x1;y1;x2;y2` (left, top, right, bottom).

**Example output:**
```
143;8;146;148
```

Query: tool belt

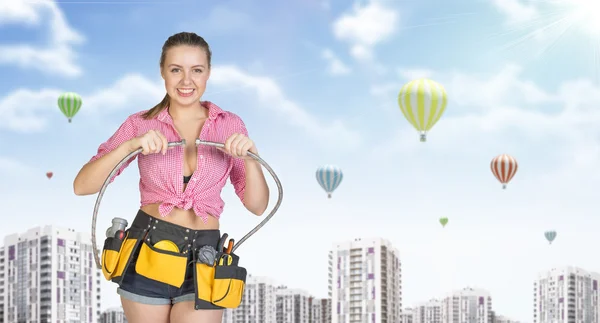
100;211;247;310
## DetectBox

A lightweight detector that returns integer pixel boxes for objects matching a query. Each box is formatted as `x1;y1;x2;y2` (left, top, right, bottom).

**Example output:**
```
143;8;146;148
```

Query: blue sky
2;0;600;321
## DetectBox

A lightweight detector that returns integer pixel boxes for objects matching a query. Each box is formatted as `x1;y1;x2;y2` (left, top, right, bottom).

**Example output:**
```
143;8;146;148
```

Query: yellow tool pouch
212;254;247;308
211;263;247;308
194;262;216;304
135;241;188;287
101;230;141;283
194;253;247;309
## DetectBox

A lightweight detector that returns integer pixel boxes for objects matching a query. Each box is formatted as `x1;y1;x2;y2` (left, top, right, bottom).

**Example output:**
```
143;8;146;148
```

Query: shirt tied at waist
158;196;222;223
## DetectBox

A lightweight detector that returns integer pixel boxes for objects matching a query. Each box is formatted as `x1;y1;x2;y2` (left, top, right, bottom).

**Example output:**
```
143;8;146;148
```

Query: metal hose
91;139;284;269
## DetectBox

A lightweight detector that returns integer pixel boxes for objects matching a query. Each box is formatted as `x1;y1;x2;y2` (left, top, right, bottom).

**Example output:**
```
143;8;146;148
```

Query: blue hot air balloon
316;165;343;199
544;230;557;244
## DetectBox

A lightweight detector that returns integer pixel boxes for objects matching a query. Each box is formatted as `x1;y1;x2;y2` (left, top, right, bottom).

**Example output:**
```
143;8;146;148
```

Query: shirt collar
156;100;225;124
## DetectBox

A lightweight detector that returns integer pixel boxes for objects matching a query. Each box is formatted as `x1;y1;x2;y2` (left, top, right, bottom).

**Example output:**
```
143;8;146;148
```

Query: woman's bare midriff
141;203;220;230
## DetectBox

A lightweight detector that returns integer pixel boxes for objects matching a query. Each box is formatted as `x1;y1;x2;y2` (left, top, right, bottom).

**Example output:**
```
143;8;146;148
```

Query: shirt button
199;155;204;159
193;178;197;181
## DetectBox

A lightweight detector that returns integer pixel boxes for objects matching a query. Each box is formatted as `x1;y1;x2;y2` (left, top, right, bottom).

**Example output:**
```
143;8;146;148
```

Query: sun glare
567;0;600;35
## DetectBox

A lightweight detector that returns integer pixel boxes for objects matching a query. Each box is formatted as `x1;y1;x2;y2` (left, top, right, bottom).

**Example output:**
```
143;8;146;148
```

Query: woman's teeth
177;89;195;97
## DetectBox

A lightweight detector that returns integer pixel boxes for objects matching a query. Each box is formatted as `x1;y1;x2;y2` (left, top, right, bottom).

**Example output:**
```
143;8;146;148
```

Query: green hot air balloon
544;230;557;244
58;92;82;123
439;217;448;228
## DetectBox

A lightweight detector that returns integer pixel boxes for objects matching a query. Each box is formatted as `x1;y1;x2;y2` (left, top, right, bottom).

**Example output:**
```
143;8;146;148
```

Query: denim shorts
116;210;222;308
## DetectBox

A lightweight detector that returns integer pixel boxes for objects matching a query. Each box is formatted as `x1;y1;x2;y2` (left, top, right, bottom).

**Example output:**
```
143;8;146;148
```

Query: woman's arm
240;147;269;215
228;118;270;216
73;139;138;195
73;116;139;196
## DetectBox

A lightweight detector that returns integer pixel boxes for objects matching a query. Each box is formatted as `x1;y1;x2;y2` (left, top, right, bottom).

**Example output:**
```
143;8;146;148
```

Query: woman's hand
129;130;169;155
220;133;257;159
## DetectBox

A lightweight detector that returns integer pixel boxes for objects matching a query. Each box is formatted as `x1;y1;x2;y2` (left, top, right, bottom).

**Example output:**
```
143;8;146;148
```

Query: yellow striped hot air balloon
397;79;448;142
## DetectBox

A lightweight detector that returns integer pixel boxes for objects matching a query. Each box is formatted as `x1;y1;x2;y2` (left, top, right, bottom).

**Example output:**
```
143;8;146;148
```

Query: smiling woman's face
161;45;211;108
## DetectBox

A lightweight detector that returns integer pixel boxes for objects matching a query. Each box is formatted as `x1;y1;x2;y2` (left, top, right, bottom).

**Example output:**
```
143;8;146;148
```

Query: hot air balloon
490;154;518;189
439;217;448;228
316;165;343;199
58;92;82;123
544;230;557;244
397;78;448;142
46;172;53;179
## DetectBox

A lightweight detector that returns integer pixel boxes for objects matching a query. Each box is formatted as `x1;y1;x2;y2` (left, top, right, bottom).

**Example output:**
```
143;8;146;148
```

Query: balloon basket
502;184;507;189
419;133;426;142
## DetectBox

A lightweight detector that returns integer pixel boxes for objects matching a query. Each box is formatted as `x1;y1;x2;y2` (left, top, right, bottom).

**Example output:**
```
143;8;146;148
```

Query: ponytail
141;93;170;119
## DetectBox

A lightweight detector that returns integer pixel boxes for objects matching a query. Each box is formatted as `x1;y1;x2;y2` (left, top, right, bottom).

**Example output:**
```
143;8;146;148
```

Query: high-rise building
534;266;600;323
276;287;312;323
401;307;414;323
0;248;5;323
312;298;332;323
328;237;402;323
100;307;127;323
493;315;521;323
0;225;102;323
222;275;278;323
413;299;442;323
441;287;492;323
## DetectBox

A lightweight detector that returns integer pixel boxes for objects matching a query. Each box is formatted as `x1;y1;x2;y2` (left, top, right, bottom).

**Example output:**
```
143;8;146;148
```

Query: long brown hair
141;32;213;119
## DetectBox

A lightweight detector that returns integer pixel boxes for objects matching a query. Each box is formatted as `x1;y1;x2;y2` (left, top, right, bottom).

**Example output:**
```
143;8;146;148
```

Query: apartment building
0;248;4;323
441;287;492;323
401;307;414;323
276;287;312;323
413;299;442;323
534;266;600;323
328;238;402;323
494;315;521;323
100;307;127;323
312;298;332;323
0;225;101;323
223;275;278;323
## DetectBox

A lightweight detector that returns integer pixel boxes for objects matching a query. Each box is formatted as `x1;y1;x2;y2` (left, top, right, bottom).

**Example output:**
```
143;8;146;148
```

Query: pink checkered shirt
89;101;247;223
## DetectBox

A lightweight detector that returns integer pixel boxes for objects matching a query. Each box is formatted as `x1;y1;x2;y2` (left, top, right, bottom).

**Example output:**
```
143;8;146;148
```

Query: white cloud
491;0;539;24
332;1;399;61
0;66;362;149
377;64;557;115
369;63;600;178
0;74;163;133
83;74;165;114
0;88;62;132
0;0;85;77
397;68;434;80
0;156;36;176
208;65;362;149
321;49;351;75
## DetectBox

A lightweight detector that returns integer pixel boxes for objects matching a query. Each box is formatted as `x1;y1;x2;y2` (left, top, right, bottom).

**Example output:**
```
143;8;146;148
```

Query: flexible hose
91;139;284;269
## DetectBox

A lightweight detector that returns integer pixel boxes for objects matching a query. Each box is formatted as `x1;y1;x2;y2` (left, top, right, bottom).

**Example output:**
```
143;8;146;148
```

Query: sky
2;0;600;321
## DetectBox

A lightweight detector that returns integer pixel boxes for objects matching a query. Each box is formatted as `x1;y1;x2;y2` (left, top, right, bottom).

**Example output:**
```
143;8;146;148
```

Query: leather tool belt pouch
101;228;143;284
194;252;247;309
135;237;189;287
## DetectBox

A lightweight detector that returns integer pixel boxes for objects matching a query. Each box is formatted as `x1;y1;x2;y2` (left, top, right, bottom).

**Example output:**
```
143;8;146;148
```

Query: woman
73;32;269;323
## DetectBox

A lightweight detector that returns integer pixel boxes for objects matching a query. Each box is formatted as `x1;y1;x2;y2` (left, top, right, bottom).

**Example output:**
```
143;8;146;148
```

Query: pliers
216;233;235;266
218;233;234;254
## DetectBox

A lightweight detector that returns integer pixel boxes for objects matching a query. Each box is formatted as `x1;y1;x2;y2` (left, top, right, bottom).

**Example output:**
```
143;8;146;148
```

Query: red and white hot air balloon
490;154;517;189
46;172;53;179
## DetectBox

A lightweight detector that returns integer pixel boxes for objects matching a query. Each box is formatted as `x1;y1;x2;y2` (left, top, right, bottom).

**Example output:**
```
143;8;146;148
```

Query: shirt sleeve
229;117;248;203
89;115;139;183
